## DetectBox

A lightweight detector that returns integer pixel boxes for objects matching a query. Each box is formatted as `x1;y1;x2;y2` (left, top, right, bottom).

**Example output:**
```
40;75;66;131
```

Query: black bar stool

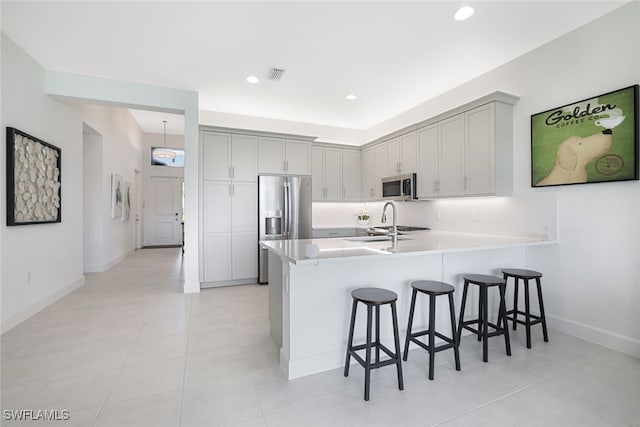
344;287;404;401
403;280;461;380
502;268;549;349
457;274;511;362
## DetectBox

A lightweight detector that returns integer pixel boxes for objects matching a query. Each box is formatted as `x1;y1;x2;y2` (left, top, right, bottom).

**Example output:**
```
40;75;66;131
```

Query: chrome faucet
381;201;398;245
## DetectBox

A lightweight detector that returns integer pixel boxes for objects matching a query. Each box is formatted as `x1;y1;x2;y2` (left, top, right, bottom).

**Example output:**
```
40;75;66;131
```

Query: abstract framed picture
531;85;639;187
121;181;131;222
6;127;62;226
111;173;123;219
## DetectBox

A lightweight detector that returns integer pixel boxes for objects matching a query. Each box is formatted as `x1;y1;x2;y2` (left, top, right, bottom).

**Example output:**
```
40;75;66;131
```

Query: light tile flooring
2;248;639;427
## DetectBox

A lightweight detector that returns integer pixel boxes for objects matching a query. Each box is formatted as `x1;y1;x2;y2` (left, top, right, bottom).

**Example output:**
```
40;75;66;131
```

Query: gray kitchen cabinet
258;137;311;175
386;132;417;175
341;149;361;201
416;99;515;199
202;131;257;182
312;146;361;201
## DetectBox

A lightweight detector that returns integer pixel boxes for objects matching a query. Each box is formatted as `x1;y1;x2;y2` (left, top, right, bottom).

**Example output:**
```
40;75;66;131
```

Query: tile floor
1;248;639;427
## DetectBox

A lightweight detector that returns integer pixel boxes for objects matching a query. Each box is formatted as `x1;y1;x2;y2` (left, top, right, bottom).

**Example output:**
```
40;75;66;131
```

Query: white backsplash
312;192;557;240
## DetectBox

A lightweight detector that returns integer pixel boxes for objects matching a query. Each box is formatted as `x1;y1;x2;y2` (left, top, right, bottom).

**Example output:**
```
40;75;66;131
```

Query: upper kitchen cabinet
416;94;517;199
386;132;417;175
361;143;390;201
362;147;376;201
202;131;257;182
312;146;361;201
341;149;361;201
258;137;311;175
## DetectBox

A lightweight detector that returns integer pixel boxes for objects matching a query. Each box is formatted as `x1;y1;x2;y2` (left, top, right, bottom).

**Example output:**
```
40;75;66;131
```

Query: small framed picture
531;85;638;187
6;127;62;225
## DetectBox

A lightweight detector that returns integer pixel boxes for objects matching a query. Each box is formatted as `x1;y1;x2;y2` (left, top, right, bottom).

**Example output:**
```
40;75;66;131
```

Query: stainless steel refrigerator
258;175;312;283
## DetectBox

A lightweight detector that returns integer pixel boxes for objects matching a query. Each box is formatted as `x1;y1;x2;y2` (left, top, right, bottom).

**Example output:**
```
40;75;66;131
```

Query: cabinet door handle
397;162;401;173
464;176;468;191
343;189;346;199
231;166;235;179
229;184;233;196
229;166;232;179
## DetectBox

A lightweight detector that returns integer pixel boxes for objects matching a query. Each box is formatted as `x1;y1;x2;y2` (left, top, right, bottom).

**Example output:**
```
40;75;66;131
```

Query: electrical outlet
471;210;479;222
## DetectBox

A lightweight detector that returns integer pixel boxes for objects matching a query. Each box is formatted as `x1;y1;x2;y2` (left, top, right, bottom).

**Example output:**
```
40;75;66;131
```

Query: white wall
44;70;200;293
74;103;144;271
1;35;84;332
82;127;103;271
199;110;365;146
363;3;640;355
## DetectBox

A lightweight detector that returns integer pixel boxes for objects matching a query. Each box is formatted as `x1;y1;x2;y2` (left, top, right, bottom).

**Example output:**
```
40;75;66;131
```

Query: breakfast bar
261;231;554;379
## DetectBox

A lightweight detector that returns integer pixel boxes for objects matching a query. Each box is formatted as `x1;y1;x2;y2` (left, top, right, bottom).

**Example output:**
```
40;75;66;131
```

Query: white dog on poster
537;129;613;186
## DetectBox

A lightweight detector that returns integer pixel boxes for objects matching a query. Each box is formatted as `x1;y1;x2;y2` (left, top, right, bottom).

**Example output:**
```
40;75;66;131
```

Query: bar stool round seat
502;268;543;279
502;268;549;349
411;280;455;295
351;287;398;305
403;280;460;380
344;287;404;401
457;274;511;363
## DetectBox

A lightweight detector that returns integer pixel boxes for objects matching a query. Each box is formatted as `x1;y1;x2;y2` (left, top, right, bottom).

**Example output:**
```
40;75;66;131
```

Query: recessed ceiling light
454;6;474;21
246;75;259;84
345;94;357;101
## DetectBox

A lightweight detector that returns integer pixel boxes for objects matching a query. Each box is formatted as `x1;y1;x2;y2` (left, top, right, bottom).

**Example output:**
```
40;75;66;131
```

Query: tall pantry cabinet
201;131;258;286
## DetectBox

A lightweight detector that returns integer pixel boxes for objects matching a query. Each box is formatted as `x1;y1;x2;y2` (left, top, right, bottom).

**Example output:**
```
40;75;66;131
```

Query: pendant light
154;120;176;161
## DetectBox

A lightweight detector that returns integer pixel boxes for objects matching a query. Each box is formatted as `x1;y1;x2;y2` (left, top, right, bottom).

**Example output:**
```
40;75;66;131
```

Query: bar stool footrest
348;343;400;370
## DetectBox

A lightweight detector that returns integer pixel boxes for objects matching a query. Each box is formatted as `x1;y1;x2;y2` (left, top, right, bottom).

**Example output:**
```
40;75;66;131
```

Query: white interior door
146;176;183;246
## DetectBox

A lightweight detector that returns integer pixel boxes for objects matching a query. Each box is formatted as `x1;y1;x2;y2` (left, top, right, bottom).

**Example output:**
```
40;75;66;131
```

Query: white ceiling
128;109;185;135
1;1;627;133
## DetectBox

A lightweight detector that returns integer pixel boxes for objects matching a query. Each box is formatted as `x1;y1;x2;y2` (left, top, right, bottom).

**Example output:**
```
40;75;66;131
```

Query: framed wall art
111;173;123;219
531;85;639;187
121;181;131;222
6;127;62;226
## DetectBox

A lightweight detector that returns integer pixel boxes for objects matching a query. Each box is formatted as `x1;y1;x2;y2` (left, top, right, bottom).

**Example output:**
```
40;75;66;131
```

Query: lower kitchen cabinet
232;232;258;279
203;233;231;282
202;180;257;285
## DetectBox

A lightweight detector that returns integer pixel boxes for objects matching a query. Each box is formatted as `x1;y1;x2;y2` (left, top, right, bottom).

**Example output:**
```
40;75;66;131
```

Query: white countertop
260;231;554;264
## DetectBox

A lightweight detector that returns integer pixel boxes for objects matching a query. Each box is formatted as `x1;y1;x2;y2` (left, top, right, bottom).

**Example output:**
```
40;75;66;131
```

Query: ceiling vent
265;66;286;81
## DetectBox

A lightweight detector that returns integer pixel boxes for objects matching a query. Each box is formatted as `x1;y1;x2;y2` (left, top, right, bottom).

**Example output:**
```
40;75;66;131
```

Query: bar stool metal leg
512;276;519;331
524;279;532;348
375;305;381;363
499;284;512;356
427;294;436;380
481;286;489;362
536;277;549;342
391;301;404;390
403;288;417;361
457;281;469;345
344;299;358;377
477;293;483;341
364;304;373;401
448;293;461;371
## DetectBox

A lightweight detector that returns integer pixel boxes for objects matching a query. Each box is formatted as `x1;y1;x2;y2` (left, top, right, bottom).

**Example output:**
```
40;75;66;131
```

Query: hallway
1;249;639;426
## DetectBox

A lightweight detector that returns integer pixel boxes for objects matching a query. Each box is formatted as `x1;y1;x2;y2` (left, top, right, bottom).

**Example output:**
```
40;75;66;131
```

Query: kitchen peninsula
261;231;553;379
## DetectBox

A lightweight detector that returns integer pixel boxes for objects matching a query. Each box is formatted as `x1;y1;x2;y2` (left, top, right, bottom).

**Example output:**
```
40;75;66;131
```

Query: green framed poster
531;85;638;187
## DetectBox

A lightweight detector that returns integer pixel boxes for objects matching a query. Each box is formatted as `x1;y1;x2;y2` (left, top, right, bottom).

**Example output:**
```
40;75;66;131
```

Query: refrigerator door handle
283;182;289;237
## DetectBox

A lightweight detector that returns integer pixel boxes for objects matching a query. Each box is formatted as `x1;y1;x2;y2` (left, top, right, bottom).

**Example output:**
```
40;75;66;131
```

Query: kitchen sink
343;236;413;242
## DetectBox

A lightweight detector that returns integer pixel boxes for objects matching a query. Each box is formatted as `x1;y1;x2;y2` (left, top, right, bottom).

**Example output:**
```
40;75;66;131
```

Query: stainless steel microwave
382;173;417;201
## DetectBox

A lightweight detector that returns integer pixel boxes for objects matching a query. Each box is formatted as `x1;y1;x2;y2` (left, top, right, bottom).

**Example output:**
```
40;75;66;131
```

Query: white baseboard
1;277;85;334
200;278;258;289
83;249;134;273
547;314;640;358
